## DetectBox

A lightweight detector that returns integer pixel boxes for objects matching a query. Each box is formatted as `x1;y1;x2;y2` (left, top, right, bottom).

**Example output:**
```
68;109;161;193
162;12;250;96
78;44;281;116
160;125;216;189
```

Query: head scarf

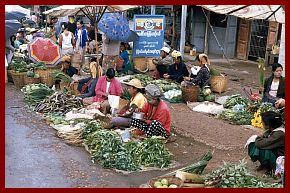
90;62;102;78
145;84;163;99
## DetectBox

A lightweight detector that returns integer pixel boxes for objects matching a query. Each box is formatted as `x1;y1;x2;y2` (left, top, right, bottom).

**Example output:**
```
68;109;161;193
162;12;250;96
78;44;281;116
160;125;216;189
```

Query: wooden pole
204;10;210;54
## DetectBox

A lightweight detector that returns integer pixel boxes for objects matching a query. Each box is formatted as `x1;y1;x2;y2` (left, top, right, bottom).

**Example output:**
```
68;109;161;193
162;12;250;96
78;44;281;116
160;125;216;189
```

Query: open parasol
27;37;62;67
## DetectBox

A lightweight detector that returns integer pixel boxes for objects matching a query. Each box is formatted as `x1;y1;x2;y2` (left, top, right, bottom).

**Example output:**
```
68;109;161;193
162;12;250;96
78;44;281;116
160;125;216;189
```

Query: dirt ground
5;57;275;187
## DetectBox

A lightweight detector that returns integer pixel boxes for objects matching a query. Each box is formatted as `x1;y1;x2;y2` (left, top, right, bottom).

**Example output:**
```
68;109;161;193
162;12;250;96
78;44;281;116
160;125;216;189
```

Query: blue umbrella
5;20;21;40
5;11;26;21
98;13;134;42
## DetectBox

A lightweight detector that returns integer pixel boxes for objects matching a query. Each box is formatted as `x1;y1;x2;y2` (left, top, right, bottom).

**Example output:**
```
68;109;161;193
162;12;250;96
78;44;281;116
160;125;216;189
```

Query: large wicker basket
24;76;41;85
35;67;59;87
11;71;26;88
210;75;228;94
181;85;200;102
147;57;157;71
7;70;14;83
133;58;149;73
148;176;183;188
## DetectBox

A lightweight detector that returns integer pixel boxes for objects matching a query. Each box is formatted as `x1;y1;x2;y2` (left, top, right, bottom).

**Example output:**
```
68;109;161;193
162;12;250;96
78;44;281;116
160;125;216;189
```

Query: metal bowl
132;112;144;120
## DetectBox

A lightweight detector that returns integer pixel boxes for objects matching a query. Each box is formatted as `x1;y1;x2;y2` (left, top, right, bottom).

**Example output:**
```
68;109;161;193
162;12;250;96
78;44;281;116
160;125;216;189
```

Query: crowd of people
6;12;285;182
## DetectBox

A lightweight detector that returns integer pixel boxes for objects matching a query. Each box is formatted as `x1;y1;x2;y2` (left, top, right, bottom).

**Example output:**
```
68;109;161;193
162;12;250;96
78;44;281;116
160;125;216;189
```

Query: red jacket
141;100;171;134
93;76;123;102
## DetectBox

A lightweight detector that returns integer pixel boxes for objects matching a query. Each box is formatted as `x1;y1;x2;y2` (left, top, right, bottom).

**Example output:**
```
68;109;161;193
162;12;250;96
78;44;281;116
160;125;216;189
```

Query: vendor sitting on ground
152;47;173;78
61;55;79;77
89;68;123;114
130;84;171;138
163;50;189;83
260;63;285;107
111;79;146;128
71;57;102;99
184;53;210;88
246;111;284;173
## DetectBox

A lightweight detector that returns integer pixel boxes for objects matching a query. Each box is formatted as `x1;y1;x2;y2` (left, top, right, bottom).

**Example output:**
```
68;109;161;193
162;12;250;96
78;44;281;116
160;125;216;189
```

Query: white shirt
269;80;279;98
106;81;111;93
77;29;82;40
61;32;73;49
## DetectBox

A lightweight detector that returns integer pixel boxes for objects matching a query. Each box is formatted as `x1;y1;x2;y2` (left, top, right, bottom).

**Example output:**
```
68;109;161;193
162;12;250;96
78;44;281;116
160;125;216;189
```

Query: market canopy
199;5;285;24
43;5;140;17
5;5;30;17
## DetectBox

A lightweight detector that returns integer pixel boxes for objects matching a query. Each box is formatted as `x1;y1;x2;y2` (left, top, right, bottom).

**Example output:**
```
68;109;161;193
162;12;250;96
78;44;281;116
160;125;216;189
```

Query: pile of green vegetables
26;70;40;78
27;62;48;70
82;121;103;139
205;159;282;188
126;137;172;168
164;151;213;176
21;84;54;106
124;74;153;85
218;94;252;125
223;94;249;109
197;87;215;102
218;109;253;125
11;58;28;72
51;70;73;83
150;79;180;92
43;112;68;125
84;130;138;171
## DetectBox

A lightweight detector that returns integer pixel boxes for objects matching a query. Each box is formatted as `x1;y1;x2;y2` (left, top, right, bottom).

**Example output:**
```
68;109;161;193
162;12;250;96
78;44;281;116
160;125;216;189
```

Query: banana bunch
251;109;263;129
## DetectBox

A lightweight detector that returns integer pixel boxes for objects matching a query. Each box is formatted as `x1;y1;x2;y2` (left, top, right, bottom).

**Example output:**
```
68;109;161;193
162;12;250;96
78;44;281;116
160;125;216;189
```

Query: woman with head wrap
246;111;284;173
130;84;171;138
163;50;189;83
184;53;210;88
71;57;102;99
61;55;78;77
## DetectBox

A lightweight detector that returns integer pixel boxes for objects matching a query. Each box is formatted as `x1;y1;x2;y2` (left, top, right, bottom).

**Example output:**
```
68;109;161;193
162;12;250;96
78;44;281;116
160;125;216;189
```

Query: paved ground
5;57;273;187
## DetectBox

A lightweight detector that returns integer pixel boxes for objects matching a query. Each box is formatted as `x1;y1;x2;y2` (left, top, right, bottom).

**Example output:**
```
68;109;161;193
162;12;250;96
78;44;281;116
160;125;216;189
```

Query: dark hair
271;63;283;72
106;68;115;79
261;111;283;129
120;42;126;47
90;57;97;63
170;23;173;27
77;20;83;25
63;23;68;30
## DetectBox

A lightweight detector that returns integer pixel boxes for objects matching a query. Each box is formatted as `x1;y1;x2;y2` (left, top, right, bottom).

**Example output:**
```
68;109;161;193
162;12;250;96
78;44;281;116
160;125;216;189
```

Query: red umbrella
28;37;61;67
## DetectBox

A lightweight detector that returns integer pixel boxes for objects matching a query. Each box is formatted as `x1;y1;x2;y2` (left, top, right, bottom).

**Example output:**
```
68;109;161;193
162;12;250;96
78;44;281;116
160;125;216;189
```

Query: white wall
278;24;285;77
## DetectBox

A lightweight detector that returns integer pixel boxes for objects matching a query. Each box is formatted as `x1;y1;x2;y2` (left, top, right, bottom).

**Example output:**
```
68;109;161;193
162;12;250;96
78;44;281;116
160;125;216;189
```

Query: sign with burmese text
133;15;165;57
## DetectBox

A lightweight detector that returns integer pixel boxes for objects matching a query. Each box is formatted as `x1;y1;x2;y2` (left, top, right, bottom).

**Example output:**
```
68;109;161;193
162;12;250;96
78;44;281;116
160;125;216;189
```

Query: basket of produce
210;74;228;94
24;70;41;85
181;84;200;102
148;176;183;188
133;58;149;73
11;71;26;88
35;69;53;87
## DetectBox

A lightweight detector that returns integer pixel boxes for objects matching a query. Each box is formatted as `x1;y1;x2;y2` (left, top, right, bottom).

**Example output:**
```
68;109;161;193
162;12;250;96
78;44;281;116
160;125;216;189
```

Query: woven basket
148;176;183;188
210;75;228;94
147;58;157;71
119;98;129;110
24;76;41;85
59;81;72;92
133;58;149;73
7;70;14;83
181;85;200;102
71;82;79;96
11;71;26;88
35;67;59;87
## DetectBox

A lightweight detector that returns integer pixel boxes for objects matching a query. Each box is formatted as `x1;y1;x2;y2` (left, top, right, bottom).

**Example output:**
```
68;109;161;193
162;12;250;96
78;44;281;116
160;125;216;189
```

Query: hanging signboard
133;15;165;57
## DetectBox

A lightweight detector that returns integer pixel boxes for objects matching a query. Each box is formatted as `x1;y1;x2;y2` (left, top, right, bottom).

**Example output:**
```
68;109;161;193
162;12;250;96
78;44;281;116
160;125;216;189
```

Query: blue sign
133;15;165;57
